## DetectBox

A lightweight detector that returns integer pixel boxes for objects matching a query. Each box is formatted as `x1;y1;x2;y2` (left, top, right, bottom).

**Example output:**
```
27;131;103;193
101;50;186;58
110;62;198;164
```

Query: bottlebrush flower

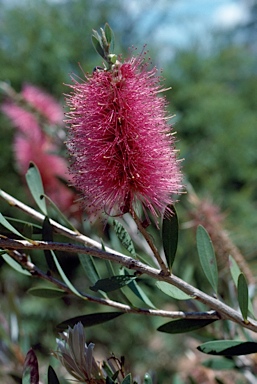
13;133;75;212
66;55;182;218
1;85;78;214
21;83;64;125
1;102;41;139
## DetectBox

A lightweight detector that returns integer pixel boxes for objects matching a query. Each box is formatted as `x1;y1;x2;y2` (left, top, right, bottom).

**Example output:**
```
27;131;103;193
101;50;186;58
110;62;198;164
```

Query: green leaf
78;253;100;284
162;205;179;269
156;281;192;300
52;251;84;298
229;256;255;318
196;225;218;293
197;340;257;356
106;377;116;384
144;373;153;384
113;220;136;257
2;253;31;276
122;373;132;384
90;275;137;293
42;216;56;273
48;365;60;384
238;273;249;321
229;255;241;285
25;162;47;215
22;223;33;239
91;33;105;58
42;194;77;230
157;318;217;334
104;23;114;45
28;287;66;298
102;361;116;381
78;253;109;298
128;279;156;308
4;216;41;231
0;212;27;239
56;312;124;331
202;357;236;370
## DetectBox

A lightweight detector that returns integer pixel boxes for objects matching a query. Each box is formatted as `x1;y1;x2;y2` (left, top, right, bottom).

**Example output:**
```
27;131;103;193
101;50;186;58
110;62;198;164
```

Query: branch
1;237;257;332
130;208;170;275
6;248;219;321
0;189;123;256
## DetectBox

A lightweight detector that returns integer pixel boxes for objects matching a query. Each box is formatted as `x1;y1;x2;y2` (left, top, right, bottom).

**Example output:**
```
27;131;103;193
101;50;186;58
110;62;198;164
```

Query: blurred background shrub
0;0;257;382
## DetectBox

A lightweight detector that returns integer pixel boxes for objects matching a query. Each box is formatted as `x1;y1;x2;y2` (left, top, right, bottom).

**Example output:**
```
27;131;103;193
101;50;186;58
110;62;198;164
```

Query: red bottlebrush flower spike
22;84;64;125
66;54;182;218
1;84;78;215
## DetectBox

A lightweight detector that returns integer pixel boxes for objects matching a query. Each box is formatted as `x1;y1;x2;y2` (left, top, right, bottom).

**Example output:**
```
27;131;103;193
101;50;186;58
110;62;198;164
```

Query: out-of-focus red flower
66;56;182;218
14;134;75;212
1;84;78;214
1;103;41;140
22;84;64;125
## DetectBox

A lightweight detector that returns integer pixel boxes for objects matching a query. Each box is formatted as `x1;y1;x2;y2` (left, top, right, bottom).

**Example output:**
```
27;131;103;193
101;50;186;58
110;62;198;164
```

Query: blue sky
124;0;249;60
127;0;248;41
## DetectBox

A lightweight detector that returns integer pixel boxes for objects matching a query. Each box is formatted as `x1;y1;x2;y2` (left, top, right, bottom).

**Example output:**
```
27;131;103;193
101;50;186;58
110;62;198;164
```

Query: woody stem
129;208;170;275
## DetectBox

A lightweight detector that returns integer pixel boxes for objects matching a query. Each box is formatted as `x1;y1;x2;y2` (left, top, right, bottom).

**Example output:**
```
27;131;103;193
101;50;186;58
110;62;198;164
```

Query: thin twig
130;208;170;275
1;237;257;332
0;189;123;256
6;248;219;321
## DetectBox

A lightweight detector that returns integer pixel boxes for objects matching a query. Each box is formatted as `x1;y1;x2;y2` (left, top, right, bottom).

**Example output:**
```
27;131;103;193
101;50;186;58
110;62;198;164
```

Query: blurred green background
0;0;257;383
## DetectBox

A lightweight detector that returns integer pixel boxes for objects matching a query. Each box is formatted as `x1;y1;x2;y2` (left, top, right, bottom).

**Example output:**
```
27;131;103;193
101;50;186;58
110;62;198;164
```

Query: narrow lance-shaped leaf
78;253;108;299
113;220;136;256
104;22;114;51
25;162;47;215
128;279;156;308
3;216;41;231
162;205;178;269
238;273;249;321
229;255;241;285
202;358;236;370
106;377;116;384
196;225;218;294
42;216;56;273
156;281;192;300
78;253;100;284
22;223;33;239
56;312;124;331
122;373;133;384
157;318;217;334
42;193;77;230
28;287;66;299
52;250;84;298
0;212;27;239
229;255;255;318
2;253;31;276
197;340;257;356
90;275;137;293
91;33;105;59
48;366;60;384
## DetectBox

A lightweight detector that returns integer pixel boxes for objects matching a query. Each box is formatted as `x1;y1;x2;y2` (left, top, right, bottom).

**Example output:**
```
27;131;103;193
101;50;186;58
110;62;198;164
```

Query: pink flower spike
14;134;75;213
22;84;64;125
1;102;42;141
66;55;182;218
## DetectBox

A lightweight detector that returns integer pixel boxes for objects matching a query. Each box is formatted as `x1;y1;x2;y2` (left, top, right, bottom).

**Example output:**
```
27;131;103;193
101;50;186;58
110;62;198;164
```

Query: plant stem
130;208;170;275
0;189;123;256
6;248;219;321
1;237;257;332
